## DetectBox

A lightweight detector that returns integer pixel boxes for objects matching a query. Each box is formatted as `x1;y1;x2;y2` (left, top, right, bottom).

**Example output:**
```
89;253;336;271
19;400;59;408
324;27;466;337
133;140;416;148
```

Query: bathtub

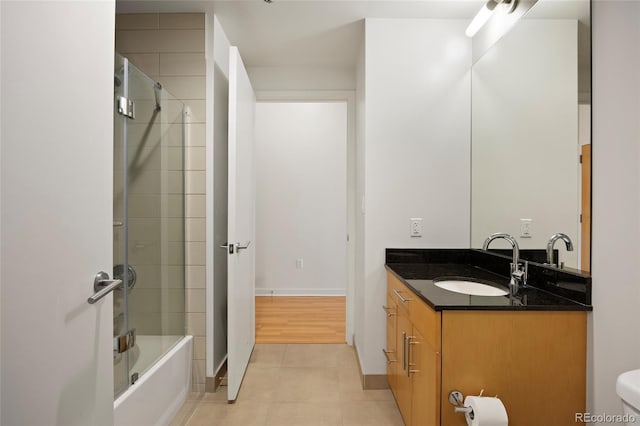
114;335;193;426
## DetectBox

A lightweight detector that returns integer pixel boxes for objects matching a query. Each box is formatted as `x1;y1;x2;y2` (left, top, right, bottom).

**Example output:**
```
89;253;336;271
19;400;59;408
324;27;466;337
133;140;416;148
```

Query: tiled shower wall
115;13;207;392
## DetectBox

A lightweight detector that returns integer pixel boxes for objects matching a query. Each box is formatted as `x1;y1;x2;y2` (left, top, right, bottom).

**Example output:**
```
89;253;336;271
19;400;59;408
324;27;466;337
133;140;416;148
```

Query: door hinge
117;96;135;119
579;154;583;164
114;329;136;354
580;214;583;223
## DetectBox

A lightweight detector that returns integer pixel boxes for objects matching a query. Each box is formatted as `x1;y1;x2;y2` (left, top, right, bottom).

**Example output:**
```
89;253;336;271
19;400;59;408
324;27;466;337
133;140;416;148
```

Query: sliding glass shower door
113;54;186;398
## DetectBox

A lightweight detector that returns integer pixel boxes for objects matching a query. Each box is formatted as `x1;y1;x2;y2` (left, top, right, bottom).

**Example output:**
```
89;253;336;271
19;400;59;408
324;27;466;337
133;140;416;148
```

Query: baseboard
353;341;390;390
255;288;346;296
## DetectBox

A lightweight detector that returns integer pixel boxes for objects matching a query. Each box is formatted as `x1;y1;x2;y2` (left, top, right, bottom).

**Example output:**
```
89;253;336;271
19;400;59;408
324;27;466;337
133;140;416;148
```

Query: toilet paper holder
449;390;474;417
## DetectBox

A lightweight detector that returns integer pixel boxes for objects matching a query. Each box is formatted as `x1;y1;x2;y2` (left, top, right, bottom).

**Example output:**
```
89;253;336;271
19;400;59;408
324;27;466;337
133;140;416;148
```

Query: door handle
220;243;234;254
235;241;251;250
87;271;123;304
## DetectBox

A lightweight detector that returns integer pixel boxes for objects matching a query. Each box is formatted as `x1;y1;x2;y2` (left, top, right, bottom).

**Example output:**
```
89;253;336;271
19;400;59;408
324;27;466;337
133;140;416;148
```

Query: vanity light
465;0;518;38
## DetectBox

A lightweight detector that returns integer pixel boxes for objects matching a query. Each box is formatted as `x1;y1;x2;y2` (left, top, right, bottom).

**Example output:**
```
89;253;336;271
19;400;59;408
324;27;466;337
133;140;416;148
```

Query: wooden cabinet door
396;311;413;426
410;327;440;426
385;291;399;393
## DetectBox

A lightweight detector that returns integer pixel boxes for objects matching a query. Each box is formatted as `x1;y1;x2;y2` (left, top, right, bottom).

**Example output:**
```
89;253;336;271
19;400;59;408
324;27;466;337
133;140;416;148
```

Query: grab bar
87;271;123;304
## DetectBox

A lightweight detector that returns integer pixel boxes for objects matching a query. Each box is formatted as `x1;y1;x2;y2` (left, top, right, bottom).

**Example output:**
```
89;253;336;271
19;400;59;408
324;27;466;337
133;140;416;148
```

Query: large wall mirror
470;0;591;273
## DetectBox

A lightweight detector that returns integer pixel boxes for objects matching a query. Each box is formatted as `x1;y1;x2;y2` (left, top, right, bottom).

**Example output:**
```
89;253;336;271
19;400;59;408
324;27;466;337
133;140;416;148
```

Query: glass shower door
113;54;130;398
113;54;186;399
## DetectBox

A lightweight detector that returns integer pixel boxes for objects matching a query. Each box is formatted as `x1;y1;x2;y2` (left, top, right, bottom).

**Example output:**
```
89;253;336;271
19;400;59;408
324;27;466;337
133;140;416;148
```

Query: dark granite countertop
385;249;592;312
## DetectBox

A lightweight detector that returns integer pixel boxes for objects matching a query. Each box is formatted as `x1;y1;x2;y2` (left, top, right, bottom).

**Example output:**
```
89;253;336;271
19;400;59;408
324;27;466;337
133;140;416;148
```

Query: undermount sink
434;280;508;297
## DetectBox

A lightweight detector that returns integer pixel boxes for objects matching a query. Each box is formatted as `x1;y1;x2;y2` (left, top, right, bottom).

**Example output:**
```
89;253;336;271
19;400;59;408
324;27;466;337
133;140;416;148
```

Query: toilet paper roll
463;396;509;426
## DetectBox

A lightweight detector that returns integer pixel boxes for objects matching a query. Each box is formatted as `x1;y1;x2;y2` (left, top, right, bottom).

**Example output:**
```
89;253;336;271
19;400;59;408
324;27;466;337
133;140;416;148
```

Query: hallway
171;344;403;426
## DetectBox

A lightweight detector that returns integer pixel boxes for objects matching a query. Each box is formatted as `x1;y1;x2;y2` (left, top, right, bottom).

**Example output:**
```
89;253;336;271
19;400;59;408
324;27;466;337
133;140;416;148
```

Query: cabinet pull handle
382;305;396;317
393;288;412;303
402;332;407;371
382;349;397;364
407;336;419;376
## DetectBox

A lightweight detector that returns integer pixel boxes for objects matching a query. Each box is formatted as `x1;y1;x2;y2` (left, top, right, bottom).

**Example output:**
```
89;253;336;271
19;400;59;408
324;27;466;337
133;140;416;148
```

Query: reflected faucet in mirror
546;233;574;268
482;232;528;295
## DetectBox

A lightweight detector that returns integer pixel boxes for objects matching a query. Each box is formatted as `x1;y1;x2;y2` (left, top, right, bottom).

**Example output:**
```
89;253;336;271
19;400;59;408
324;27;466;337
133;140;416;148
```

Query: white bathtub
114;335;193;426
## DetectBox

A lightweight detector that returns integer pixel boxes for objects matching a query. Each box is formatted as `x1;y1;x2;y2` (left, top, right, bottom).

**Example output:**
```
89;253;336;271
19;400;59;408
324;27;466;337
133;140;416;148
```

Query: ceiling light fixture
264;0;273;3
465;0;518;38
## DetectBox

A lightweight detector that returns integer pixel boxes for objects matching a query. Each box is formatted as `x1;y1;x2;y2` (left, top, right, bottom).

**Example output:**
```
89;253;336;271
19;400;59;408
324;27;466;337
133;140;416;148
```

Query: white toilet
616;369;640;424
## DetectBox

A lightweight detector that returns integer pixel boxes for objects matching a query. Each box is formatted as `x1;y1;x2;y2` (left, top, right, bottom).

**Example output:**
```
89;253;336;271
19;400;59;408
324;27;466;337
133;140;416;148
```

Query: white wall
590;0;640;421
354;38;366;361
255;102;348;296
247;66;355;91
471;20;579;268
360;19;471;374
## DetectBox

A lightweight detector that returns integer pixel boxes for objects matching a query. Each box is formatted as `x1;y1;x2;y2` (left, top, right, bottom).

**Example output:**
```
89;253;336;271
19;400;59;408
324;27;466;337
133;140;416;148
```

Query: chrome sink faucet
546;233;574;267
482;232;527;295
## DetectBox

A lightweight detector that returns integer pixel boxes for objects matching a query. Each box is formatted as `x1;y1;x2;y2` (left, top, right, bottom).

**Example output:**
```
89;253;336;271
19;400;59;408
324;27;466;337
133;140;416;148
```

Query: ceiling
116;0;590;68
116;0;483;67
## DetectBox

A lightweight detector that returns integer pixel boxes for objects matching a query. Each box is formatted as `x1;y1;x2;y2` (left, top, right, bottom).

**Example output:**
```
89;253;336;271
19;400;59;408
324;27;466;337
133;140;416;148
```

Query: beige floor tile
236;366;280;402
340;388;396;402
250;344;287;368
282;344;354;369
169;399;199;426
342;400;405;426
264;402;342;426
186;401;269;426
200;387;230;403
274;367;340;402
170;344;403;426
338;365;363;392
337;360;392;401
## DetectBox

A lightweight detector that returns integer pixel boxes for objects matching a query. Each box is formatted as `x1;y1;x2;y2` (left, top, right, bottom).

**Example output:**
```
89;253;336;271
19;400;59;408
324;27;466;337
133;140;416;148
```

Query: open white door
226;47;256;402
1;1;115;424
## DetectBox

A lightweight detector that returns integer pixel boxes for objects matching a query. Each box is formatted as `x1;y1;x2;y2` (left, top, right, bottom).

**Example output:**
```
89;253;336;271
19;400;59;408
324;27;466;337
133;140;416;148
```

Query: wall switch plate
520;219;533;238
410;218;423;237
296;259;304;269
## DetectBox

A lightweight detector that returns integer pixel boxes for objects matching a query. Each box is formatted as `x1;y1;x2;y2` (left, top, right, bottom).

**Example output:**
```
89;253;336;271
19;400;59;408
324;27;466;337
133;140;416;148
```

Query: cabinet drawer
387;271;412;314
387;271;441;351
410;299;441;351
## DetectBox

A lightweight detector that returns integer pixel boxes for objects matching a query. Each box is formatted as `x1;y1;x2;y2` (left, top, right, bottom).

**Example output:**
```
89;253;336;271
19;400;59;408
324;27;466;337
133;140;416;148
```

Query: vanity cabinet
387;273;440;426
385;271;587;426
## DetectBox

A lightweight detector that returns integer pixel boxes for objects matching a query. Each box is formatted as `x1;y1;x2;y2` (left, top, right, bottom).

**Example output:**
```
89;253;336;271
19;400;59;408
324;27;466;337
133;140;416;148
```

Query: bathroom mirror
470;0;591;273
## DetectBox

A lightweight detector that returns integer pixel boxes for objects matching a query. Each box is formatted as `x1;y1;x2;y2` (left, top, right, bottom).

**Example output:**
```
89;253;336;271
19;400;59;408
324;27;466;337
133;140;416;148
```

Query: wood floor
255;296;346;344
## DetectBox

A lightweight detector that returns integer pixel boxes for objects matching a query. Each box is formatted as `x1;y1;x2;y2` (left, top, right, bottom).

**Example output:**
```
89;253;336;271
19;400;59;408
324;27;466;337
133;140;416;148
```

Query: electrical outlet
296;259;304;269
410;218;423;237
520;219;533;238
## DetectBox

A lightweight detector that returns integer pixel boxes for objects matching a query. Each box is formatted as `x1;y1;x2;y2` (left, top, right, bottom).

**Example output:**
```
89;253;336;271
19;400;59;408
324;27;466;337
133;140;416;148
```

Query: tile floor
170;344;404;426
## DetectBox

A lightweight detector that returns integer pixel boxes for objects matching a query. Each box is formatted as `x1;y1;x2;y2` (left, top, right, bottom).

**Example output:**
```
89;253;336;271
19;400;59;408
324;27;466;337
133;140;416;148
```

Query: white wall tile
186;242;206;265
116;13;158;30
126;53;160;76
186;194;206;218
159;13;205;30
160;76;206;100
186;289;206;313
186;266;206;289
157;30;205;53
194;336;206;360
116;30;159;53
186;171;206;194
185;100;207;124
187;313;206;336
188;123;206;146
192;359;206;384
160;53;206;76
186;147;206;170
186;218;206;242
